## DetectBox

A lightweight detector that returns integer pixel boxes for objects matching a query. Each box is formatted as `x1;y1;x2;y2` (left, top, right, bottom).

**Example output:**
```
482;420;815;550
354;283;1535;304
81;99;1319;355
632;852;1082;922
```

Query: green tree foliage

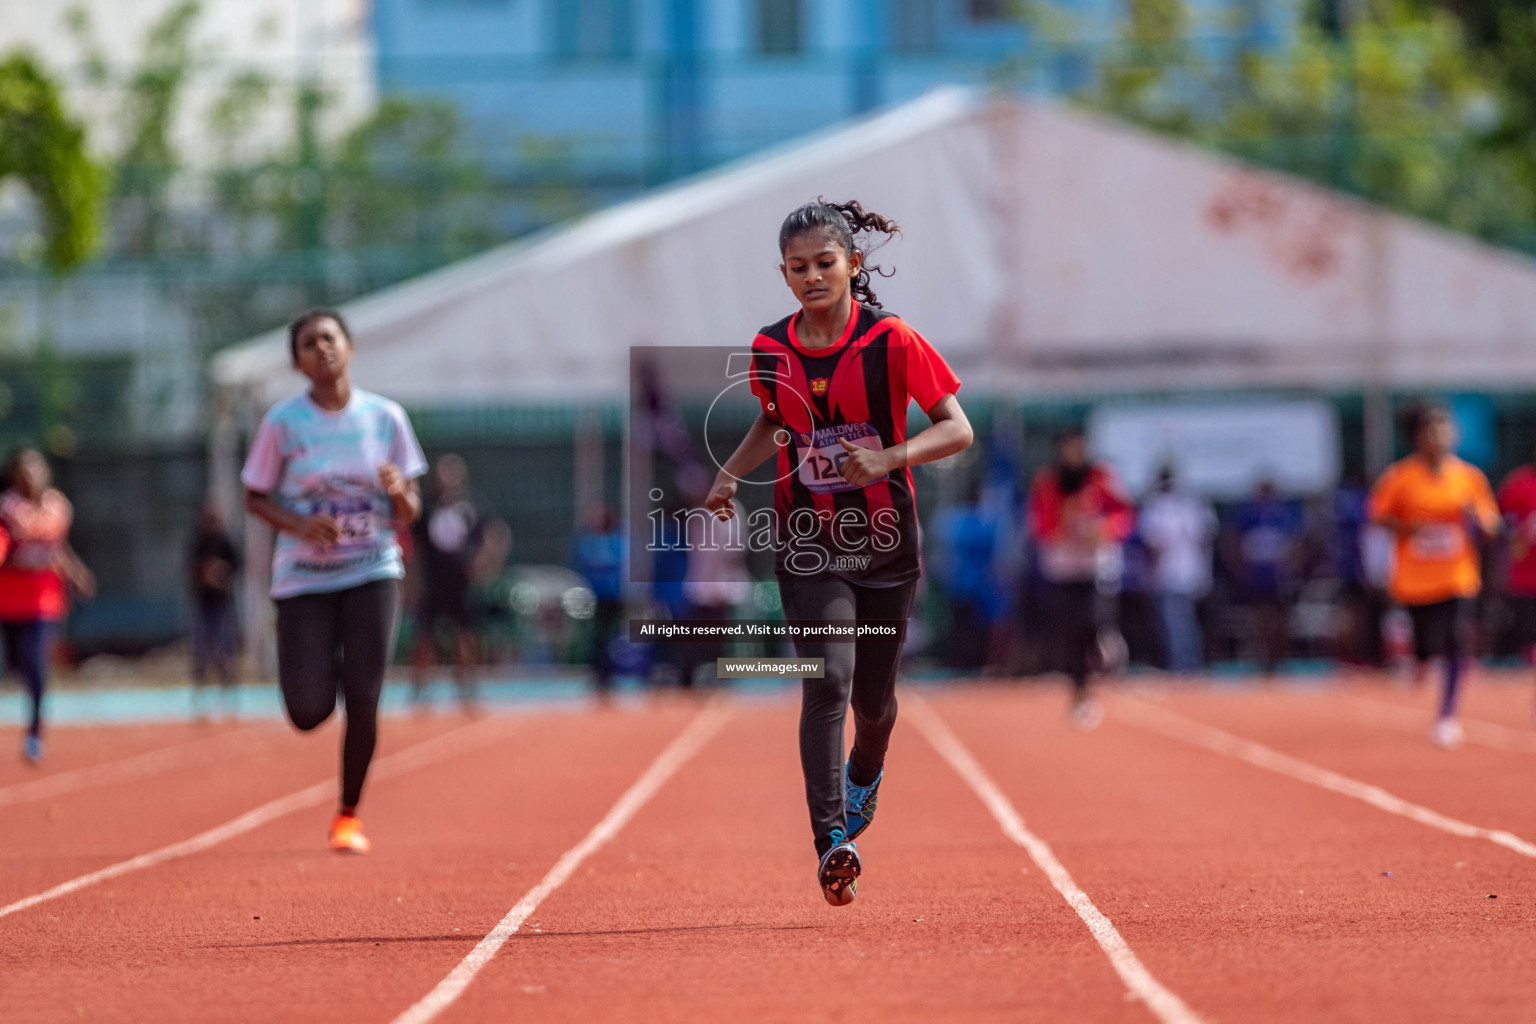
0;53;105;272
1445;1;1536;244
60;0;495;348
327;96;495;257
190;87;494;339
111;0;201;255
1066;0;1536;249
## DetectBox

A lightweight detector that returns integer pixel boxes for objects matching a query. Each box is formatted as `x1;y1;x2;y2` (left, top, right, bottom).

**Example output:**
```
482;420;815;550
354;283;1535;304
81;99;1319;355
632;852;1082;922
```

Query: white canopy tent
212;85;1536;409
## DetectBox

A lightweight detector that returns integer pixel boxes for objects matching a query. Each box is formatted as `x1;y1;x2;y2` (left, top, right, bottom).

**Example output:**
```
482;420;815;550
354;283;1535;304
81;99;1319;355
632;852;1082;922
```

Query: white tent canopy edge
211;85;1536;410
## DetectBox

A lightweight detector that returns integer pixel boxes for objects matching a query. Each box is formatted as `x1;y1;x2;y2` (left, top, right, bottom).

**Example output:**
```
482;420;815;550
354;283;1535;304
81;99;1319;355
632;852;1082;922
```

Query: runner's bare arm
57;545;95;599
838;393;973;487
1468;479;1502;539
244;488;341;546
706;413;784;520
378;463;422;526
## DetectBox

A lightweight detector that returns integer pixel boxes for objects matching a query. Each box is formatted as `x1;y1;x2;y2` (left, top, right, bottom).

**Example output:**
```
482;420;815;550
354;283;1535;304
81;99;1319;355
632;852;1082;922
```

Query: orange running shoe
329;813;371;854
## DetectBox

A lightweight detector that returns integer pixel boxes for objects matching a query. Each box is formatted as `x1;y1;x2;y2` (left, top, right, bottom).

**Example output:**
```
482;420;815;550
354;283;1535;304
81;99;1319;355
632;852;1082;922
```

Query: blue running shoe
817;829;861;907
22;734;43;764
845;764;882;841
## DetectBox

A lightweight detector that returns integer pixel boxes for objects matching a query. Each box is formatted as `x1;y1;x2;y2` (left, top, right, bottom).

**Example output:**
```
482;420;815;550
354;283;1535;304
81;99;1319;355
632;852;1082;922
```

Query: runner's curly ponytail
778;198;902;308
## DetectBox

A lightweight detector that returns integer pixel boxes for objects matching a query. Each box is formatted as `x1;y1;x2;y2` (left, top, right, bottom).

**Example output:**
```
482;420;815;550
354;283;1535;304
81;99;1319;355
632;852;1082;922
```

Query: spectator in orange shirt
0;447;95;764
1368;403;1499;749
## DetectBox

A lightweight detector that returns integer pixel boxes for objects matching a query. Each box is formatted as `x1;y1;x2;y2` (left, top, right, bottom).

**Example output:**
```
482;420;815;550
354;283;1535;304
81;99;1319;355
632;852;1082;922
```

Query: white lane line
0;714;518;921
1124;686;1536;756
391;701;732;1024
1343;695;1536;755
1116;699;1536;860
0;727;274;810
906;696;1205;1024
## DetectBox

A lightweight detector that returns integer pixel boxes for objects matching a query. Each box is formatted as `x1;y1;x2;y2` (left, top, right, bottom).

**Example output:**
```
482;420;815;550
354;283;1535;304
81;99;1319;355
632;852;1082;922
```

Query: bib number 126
797;424;885;494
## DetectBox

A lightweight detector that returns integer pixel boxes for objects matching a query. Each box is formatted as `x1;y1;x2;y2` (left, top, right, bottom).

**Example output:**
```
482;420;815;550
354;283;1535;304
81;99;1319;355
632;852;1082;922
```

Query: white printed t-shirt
241;389;427;599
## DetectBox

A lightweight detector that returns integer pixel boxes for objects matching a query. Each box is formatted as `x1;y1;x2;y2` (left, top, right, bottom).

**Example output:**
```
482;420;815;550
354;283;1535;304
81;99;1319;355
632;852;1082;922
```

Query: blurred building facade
0;0;373;168
372;0;1295;184
0;0;377;442
0;3;378;650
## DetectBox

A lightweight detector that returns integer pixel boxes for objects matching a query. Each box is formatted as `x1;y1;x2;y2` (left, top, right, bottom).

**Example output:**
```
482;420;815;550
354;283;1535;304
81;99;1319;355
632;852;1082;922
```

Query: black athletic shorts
417;575;473;630
1407;597;1470;663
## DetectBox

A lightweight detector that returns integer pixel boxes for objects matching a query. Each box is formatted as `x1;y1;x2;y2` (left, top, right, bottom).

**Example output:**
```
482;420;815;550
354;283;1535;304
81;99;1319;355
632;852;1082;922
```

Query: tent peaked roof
213;86;1536;407
209;87;977;396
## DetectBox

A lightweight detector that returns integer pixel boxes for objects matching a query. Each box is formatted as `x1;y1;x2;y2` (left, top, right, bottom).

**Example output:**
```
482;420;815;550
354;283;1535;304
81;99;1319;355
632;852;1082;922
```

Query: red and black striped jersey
748;302;961;586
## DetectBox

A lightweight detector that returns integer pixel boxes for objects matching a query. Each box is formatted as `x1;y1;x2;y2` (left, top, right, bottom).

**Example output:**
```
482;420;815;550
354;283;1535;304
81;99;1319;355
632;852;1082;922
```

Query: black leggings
276;578;401;810
3;621;50;740
1408;597;1471;720
779;575;917;856
1044;580;1098;695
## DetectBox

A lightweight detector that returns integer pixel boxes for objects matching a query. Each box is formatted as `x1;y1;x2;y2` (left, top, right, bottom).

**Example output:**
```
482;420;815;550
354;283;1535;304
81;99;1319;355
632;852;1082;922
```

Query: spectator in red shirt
0;447;95;763
1027;428;1134;728
1497;448;1536;679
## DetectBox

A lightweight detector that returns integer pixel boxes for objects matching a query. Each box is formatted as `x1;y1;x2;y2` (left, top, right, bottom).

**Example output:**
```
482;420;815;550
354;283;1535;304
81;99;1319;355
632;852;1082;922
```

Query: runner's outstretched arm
705;412;783;520
377;462;423;526
245;488;341;546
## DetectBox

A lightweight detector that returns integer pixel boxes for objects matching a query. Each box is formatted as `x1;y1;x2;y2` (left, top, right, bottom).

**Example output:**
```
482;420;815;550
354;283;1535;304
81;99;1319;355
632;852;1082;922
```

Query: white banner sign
1088;400;1341;499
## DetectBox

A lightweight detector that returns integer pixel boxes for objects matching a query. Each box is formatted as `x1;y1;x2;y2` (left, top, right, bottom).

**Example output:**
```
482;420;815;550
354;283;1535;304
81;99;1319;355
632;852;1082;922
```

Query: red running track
3;676;1536;1022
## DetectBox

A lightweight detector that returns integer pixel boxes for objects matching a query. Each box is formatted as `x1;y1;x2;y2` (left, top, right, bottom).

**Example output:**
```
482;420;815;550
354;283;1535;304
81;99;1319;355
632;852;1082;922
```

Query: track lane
0;701;704;1024
934;683;1536;1024
0;723;284;811
0;715;474;906
1343;668;1536;730
1136;684;1536;839
440;694;1162;1024
0;720;267;790
393;701;732;1024
9;681;1536;1023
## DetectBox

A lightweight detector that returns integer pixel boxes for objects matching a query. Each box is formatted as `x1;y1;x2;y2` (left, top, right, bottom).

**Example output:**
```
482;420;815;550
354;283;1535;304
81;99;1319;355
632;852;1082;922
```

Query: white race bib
797;422;885;494
1409;522;1464;561
336;511;377;544
319;497;378;547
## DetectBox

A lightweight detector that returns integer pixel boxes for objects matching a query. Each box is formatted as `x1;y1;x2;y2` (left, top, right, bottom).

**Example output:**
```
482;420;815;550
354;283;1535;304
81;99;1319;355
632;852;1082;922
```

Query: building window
554;0;635;58
967;0;1008;21
891;0;938;52
757;0;803;55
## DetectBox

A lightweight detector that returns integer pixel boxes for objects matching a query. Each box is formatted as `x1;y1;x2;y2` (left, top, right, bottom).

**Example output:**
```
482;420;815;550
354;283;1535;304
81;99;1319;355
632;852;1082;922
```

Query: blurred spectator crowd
178;439;1536;692
926;432;1536;680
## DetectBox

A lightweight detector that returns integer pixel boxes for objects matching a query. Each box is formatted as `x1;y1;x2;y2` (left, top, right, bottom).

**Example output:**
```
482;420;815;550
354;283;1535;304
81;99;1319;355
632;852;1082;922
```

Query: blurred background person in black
575;507;626;698
1227;479;1302;676
188;501;241;720
936;480;1004;673
411;454;488;711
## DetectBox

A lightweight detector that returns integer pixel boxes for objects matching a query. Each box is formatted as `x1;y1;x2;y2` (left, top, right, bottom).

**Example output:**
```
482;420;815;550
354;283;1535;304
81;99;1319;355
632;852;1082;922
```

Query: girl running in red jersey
706;200;973;905
0;447;95;763
242;310;426;852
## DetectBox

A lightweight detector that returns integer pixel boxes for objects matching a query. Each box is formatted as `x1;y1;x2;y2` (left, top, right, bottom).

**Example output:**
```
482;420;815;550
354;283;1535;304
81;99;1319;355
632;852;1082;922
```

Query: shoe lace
846;772;879;812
